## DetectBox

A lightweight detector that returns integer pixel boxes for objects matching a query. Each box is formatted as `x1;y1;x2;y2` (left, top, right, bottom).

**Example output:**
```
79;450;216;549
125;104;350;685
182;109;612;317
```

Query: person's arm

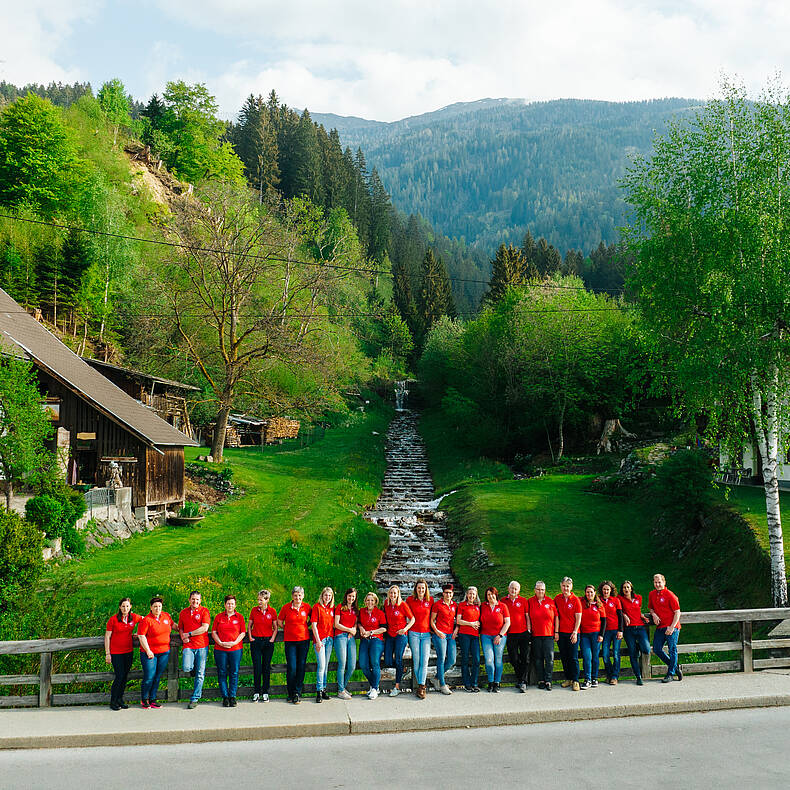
212;629;230;650
616;608;624;637
525;607;532;635
430;609;444;638
668;607;681;634
104;629;112;664
401;615;416;634
270;613;279;643
494;615;510;645
553;615;559;641
311;621;323;650
230;623;246;648
571;612;581;643
598;616;606;641
138;633;154;659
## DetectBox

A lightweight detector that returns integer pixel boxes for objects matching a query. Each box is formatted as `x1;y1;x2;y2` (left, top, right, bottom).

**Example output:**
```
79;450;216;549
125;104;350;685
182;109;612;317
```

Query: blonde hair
412;579;431;602
465;586;480;605
319;586;335;607
364;591;379;607
387;585;404;606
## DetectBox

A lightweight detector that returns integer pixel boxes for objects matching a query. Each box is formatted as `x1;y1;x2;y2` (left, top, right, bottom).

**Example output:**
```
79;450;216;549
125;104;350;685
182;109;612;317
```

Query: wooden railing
1;608;788;708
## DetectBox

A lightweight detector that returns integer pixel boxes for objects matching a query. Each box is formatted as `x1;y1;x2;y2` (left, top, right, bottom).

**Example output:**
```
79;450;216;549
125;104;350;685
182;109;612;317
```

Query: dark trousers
624;626;651;679
507;631;531;685
284;639;310;699
110;652;133;704
557;633;579;682
457;633;480;688
383;633;408;685
531;635;554;684
250;637;275;694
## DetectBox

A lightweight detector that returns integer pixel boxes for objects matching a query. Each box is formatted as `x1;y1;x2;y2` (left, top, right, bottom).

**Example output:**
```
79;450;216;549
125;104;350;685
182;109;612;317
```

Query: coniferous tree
418;249;455;340
367;168;391;261
483;243;529;305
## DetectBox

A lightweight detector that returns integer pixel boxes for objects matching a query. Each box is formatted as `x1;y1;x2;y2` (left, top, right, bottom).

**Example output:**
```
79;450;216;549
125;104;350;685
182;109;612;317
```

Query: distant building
0;288;197;515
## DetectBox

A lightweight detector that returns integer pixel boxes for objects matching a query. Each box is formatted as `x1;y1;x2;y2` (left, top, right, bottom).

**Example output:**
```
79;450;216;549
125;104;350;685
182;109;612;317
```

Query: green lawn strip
727;484;790;569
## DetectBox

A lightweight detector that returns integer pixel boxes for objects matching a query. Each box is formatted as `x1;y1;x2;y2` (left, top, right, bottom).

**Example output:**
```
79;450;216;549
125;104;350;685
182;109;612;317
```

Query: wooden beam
38;652;52;707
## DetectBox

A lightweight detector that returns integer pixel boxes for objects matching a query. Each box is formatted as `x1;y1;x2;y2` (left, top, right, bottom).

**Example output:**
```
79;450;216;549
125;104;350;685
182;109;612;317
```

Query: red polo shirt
311;602;335;641
601;596;621;631
406;596;433;633
649;588;681;629
334;606;358;636
138;612;174;655
619;594;647;628
212;611;246;651
279;602;311;641
457;602;480;636
431;600;457;635
384;601;413;636
249;605;277;638
480;602;507;636
178;606;211;649
580;602;603;634
554;594;582;633
105;612;142;654
359;607;386;640
501;595;528;634
526;596;556;637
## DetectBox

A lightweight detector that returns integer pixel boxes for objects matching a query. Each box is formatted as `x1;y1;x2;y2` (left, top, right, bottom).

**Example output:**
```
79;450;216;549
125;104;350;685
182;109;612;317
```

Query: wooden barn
0;288;197;514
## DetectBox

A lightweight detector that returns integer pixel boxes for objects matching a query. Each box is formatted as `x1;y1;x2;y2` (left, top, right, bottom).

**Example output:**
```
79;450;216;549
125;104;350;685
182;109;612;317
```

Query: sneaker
492;683;500;693
610;678;618;686
390;687;401;697
190;669;196;678
252;693;260;702
464;686;474;692
119;701;129;709
537;681;546;689
487;683;493;692
545;683;552;691
561;680;572;688
662;674;672;683
572;681;580;692
149;701;161;709
140;699;150;709
222;697;230;707
110;702;121;711
316;692;323;703
187;701;197;709
676;667;683;681
229;697;237;707
519;682;527;693
580;680;591;690
431;676;441;691
338;689;352;700
472;686;481;693
440;684;452;695
261;694;269;702
368;688;379;700
321;690;330;700
636;677;644;686
591;679;598;688
293;694;301;704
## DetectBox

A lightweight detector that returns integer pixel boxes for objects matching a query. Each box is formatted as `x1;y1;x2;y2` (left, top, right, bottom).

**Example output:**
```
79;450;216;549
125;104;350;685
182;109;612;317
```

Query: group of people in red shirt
103;573;681;709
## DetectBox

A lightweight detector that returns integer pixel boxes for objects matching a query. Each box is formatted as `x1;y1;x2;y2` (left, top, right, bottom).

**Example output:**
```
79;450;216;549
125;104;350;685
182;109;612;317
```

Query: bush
178;501;201;518
0;508;44;612
653;449;714;523
25;495;64;537
62;524;86;556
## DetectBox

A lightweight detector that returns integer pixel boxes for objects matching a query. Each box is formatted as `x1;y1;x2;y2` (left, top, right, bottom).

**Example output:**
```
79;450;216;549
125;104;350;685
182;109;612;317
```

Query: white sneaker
389;686;400;697
252;693;260;702
430;676;441;691
440;684;452;695
368;688;379;699
261;694;269;702
338;689;352;700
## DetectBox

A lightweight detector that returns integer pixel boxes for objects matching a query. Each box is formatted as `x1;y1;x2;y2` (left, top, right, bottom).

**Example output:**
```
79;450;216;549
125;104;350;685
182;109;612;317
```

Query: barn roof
0;288;197;447
83;358;201;393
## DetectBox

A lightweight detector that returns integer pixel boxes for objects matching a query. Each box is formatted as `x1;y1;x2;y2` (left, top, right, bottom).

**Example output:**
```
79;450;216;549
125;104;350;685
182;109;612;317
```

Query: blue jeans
383;633;408;685
214;649;241;698
359;638;384;690
653;627;680;676
314;636;333;692
408;631;432;686
431;632;457;687
334;633;357;691
624;625;651;679
284;640;310;699
182;646;208;702
579;632;601;682
480;634;507;684
140;650;169;702
457;633;480;688
601;629;621;680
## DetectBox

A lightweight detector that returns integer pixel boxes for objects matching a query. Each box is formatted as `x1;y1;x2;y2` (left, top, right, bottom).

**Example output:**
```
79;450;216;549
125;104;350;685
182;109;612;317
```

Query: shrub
0;508;44;612
178;501;201;518
62;524;86;556
25;495;64;537
653;449;714;524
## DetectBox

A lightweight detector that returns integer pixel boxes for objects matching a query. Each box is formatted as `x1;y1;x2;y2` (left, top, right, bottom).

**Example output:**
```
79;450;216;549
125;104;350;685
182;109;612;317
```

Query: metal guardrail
1;608;789;708
83;487;116;518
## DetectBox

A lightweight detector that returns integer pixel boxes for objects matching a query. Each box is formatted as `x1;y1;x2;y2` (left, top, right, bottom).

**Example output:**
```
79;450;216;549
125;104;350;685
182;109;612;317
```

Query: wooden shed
0;288;197;513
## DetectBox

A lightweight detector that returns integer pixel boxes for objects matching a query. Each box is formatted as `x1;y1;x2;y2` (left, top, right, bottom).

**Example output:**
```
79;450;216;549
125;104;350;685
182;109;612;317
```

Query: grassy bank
728;484;790;572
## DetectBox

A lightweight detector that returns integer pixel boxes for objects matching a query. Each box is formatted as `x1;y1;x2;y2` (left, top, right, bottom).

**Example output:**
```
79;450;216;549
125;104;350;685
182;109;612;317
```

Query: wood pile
223;425;242;447
262;417;300;444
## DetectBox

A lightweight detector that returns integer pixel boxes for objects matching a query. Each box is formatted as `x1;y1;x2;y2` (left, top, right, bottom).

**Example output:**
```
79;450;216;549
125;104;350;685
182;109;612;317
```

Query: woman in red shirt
277;585;312;704
104;597;142;710
579;585;605;689
526;581;557;690
480;586;510;692
137;596;175;708
619;580;651;686
212;594;246;707
310;586;335;703
406;579;433;699
248;588;278;702
383;585;414;697
456;585;481;692
430;583;457;695
334;588;358;700
358;592;386;698
599;580;624;685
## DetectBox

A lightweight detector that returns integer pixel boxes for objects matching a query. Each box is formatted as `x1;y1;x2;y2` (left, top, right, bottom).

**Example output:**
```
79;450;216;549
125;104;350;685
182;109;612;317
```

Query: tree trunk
211;403;231;463
751;370;788;607
4;479;11;511
557;401;566;459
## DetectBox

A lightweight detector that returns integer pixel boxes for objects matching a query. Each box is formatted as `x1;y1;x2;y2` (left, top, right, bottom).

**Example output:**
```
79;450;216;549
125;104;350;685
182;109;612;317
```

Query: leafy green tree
97;78;131;147
622;78;790;605
0;357;52;509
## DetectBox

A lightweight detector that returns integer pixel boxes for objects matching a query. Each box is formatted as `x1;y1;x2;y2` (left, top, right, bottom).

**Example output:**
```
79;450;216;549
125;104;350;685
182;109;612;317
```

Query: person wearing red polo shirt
501;580;530;692
334;588;358;700
649;573;682;683
406;579;433;699
311;587;335;703
480;587;510;692
430;583;457;695
579;585;605;689
178;590;211;709
278;585;312;703
598;580;624;685
554;576;582;692
526;581;557;690
358;592;387;698
137;596;175;708
212;594;246;707
104;597;142;710
456;586;482;692
383;585;414;697
248;589;278;701
619;580;651;685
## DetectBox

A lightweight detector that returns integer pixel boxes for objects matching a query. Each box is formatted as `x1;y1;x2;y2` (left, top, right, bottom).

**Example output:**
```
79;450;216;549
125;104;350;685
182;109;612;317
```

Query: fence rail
1;607;789;708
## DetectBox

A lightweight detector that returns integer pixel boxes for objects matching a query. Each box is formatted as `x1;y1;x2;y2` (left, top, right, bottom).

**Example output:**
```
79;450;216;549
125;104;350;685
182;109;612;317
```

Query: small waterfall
394;380;409;411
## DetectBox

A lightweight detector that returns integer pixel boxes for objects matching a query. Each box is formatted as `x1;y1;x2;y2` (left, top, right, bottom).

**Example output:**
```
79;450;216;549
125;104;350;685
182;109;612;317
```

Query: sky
1;0;788;121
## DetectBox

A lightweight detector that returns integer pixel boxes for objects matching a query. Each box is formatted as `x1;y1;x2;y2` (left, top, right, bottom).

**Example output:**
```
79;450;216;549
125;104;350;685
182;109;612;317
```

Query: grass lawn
727;484;790;571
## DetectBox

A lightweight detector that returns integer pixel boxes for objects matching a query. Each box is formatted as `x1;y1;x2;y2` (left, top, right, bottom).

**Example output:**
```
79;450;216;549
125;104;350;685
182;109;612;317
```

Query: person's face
622;582;632;596
225;598;236;614
535;585;545;599
120;600;131;617
258;594;269;607
486;590;497;605
466;588;477;604
150;601;163;616
601;585;611;599
388;588;399;604
585;587;595;601
365;594;376;609
293;590;304;605
346;590;357;607
321;589;333;605
442;589;453;602
189;593;201;609
561;580;572;595
508;582;520;597
653;576;665;591
416;583;427;600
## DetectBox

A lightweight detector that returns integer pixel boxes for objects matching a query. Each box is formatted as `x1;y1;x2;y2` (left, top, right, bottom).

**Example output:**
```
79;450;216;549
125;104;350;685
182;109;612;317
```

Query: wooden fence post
167;645;180;702
741;620;753;673
39;652;52;707
640;644;651;680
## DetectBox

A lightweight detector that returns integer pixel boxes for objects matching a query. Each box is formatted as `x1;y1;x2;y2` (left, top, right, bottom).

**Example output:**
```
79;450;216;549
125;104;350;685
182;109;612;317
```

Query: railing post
39;652;52;707
167;644;180;702
640;641;651;680
741;620;753;673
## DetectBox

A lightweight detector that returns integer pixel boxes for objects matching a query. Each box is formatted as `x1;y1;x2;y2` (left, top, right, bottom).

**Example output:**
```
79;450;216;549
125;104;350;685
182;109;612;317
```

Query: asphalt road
3;707;789;789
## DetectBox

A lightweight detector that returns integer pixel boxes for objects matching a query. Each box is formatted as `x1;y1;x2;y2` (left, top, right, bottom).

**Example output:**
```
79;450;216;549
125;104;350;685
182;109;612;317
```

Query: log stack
262;417;300;444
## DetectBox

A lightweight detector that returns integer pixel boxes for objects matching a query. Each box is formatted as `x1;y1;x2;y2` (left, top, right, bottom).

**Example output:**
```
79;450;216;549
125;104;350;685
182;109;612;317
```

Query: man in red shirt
648;573;682;682
178;590;211;709
501;580;530;691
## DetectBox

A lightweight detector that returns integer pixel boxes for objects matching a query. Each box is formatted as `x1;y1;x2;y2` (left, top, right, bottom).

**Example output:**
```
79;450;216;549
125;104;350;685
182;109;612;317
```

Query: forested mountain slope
313;98;701;253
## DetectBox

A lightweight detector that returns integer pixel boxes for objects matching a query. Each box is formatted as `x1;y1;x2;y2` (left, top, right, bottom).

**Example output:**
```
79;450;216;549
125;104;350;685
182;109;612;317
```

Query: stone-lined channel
365;408;459;593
